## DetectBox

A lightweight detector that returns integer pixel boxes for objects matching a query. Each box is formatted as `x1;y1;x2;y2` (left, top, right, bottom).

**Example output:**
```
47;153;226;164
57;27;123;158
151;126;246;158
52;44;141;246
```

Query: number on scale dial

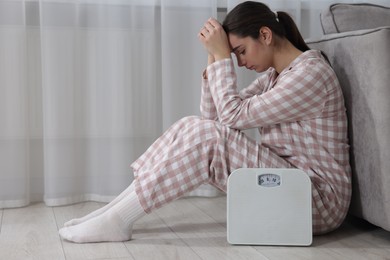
258;173;281;187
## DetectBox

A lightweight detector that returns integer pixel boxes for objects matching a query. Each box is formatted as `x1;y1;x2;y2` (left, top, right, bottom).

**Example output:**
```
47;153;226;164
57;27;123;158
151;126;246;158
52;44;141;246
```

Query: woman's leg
59;187;144;243
59;116;291;243
63;183;135;227
132;116;292;214
62;117;198;228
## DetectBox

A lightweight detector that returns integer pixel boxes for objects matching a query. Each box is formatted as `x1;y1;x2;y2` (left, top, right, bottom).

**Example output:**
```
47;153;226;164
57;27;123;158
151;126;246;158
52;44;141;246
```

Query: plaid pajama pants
131;115;350;234
131;116;292;214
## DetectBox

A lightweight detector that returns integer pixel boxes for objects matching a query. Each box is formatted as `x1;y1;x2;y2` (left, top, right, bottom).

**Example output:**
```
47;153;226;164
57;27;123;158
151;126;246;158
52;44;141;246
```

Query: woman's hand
198;18;231;61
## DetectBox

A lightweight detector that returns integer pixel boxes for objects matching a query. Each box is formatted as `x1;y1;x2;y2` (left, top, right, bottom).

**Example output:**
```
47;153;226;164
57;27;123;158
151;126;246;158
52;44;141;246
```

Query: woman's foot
59;210;133;243
64;183;135;227
60;190;145;243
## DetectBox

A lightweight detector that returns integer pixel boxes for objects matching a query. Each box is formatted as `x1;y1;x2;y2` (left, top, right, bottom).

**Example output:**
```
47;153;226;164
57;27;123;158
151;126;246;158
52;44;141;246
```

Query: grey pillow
321;3;390;34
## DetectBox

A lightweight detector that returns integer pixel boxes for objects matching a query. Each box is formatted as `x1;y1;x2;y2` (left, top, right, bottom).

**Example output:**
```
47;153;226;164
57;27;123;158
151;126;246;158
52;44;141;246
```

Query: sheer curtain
0;0;218;208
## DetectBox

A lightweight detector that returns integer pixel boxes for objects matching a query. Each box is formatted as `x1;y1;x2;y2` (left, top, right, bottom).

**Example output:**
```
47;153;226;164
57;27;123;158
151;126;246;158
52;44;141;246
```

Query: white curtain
1;0;389;208
0;0;219;208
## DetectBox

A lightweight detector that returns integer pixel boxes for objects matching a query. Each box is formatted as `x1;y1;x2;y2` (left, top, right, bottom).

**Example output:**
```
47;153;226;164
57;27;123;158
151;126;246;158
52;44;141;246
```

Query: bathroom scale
227;168;312;246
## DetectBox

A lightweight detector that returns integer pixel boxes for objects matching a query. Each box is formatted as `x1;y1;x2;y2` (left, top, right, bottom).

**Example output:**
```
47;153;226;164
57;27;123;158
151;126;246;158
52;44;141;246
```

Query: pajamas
131;50;352;235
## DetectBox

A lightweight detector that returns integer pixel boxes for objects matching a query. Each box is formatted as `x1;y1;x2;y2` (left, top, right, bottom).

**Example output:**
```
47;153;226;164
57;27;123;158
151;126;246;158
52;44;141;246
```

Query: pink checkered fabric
131;50;351;235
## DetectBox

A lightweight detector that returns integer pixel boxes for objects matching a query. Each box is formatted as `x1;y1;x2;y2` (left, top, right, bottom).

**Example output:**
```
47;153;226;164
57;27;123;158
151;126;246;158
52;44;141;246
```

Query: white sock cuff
128;182;135;194
115;191;145;226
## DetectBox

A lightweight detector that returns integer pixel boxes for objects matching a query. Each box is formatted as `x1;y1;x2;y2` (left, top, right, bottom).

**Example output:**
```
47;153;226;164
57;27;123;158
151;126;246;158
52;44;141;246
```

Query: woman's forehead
228;34;252;51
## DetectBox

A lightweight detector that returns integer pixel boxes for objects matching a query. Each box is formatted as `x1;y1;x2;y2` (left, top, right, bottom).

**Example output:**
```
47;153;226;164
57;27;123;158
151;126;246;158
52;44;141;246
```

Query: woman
59;1;351;243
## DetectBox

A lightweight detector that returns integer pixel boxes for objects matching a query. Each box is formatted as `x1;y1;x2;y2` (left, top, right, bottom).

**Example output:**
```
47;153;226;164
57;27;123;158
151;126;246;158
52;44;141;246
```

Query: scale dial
258;173;281;187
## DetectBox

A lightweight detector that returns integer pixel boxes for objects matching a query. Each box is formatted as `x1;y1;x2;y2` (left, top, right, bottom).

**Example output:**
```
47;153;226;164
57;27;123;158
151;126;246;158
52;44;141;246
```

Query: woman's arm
238;69;273;100
198;18;231;121
200;76;218;121
207;59;327;130
201;67;274;122
200;54;218;120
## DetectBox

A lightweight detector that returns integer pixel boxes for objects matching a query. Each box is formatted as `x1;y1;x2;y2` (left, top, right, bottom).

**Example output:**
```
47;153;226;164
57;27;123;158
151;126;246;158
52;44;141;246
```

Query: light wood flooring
0;196;390;260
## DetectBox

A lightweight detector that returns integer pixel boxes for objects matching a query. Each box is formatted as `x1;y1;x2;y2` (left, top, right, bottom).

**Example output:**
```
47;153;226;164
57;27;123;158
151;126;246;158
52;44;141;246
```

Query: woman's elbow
218;111;242;129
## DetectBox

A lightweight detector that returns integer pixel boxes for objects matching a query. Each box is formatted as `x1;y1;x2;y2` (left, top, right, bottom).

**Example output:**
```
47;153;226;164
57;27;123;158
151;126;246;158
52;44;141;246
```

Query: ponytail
276;11;310;52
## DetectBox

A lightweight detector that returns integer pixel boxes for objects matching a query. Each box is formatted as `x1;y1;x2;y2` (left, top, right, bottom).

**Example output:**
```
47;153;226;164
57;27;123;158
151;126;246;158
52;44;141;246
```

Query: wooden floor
0;196;390;260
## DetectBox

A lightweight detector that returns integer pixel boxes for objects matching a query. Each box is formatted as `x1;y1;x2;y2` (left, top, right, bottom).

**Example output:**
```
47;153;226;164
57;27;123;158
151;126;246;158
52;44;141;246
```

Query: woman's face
228;32;273;73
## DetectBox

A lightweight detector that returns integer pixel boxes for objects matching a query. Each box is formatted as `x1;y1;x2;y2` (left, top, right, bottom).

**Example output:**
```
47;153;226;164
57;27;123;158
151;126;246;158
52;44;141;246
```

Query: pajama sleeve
206;58;328;130
200;76;218;120
200;68;270;121
238;69;273;99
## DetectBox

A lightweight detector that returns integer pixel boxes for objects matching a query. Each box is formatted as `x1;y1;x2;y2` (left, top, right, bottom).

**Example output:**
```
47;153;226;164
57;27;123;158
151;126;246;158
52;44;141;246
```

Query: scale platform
227;168;312;246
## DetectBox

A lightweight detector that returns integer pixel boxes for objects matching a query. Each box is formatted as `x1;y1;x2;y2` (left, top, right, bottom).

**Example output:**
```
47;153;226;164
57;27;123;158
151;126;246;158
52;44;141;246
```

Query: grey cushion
321;3;390;34
307;26;390;231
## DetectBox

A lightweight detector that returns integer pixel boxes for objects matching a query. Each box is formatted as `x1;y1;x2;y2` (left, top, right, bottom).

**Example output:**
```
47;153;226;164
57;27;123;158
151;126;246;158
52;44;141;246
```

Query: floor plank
53;202;133;260
125;210;202;260
189;196;227;225
155;197;269;260
0;203;65;260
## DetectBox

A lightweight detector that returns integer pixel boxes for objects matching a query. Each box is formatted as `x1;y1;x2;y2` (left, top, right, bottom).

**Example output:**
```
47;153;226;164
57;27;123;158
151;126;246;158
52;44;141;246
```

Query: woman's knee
171;116;226;139
176;116;203;125
173;116;218;130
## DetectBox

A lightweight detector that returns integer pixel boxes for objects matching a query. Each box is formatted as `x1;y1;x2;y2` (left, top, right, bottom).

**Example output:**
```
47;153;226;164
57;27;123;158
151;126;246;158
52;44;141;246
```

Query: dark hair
222;1;310;52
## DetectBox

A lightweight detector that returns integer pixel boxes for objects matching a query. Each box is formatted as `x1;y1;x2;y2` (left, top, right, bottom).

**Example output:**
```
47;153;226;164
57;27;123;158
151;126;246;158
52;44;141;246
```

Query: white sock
59;190;145;243
64;182;135;227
